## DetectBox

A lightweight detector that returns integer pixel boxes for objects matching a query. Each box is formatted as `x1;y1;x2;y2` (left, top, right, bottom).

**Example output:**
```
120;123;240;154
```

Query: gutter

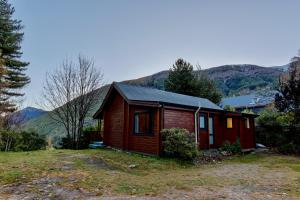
194;103;201;146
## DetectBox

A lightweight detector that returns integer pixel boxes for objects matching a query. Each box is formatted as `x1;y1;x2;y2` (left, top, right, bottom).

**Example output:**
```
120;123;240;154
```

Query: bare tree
43;55;104;149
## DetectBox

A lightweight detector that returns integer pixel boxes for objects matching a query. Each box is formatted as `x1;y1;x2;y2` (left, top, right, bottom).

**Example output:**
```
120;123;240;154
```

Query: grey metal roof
220;94;274;108
115;82;222;110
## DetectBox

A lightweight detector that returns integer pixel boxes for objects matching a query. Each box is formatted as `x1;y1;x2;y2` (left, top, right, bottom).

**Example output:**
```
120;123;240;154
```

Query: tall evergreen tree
0;0;30;113
194;68;222;104
165;58;222;104
165;58;198;96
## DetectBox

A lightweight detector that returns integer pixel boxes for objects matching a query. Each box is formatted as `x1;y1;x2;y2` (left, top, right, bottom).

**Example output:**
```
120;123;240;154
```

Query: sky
10;0;300;109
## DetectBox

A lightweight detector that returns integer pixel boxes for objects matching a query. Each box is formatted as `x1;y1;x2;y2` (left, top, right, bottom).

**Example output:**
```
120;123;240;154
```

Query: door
209;116;214;145
199;113;208;149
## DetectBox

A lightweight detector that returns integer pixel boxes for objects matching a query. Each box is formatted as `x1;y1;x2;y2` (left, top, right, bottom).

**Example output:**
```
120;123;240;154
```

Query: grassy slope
0;149;300;198
22;86;110;144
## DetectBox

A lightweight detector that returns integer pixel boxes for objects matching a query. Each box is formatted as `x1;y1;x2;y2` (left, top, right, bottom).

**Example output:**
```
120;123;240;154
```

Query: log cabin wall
208;113;222;148
239;117;255;149
198;111;209;149
163;108;195;133
103;91;124;149
221;116;240;144
127;105;161;155
198;111;223;149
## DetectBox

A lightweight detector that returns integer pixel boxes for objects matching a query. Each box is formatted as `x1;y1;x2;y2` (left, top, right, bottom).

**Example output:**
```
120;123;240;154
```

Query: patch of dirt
60;153;117;170
0;176;98;200
194;149;224;165
83;156;117;171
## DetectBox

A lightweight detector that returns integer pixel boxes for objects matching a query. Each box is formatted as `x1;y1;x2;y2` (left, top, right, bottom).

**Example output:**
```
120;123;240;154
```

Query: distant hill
204;64;283;96
23;64;285;144
23;85;110;146
10;107;47;123
126;64;284;96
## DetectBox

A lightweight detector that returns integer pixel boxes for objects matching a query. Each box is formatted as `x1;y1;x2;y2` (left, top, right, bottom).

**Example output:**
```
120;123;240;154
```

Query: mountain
204;64;283;96
272;64;290;72
22;64;285;144
126;64;284;96
10;107;47;123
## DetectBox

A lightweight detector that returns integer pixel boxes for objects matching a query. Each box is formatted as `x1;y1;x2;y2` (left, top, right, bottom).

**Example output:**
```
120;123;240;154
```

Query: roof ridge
116;81;209;101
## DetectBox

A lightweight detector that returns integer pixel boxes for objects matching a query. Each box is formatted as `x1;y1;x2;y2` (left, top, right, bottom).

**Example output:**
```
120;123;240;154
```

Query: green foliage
194;70;222;104
60;130;93;149
277;143;300;155
223;105;236;112
256;107;300;154
165;59;222;104
256;54;300;155
161;128;198;160
0;130;46;151
221;140;241;154
83;124;98;132
0;0;30;112
256;108;287;147
217;74;278;96
165;59;198;96
275;57;300;113
13;131;46;151
60;135;73;149
241;108;254;114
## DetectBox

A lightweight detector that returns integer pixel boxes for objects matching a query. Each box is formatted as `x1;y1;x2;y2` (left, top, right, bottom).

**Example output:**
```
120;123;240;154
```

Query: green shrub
256;108;294;147
277;143;300;155
221;140;241;154
0;130;46;151
60;131;93;149
223;105;236;112
14;131;46;151
161;128;198;160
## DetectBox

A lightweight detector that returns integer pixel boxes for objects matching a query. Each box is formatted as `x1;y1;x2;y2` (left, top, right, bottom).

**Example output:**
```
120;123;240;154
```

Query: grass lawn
0;149;300;199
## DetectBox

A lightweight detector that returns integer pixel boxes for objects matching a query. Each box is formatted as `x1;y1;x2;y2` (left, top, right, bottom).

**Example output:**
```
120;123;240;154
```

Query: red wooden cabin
93;82;257;155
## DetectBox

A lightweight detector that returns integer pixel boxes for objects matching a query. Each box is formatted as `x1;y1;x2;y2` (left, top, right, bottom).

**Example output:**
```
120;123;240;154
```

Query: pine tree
0;0;30;113
165;58;198;96
194;67;222;104
165;58;222;104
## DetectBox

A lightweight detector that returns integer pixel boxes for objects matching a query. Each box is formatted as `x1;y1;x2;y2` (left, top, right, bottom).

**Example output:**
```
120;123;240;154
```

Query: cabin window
134;111;153;135
200;115;206;129
227;118;233;128
245;118;250;129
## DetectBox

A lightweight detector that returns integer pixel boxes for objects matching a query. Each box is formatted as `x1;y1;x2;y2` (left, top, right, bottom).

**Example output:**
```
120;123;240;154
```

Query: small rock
128;164;137;168
79;187;88;194
220;151;231;156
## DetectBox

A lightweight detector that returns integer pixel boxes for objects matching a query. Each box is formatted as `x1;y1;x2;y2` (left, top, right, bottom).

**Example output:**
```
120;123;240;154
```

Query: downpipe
194;103;201;146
